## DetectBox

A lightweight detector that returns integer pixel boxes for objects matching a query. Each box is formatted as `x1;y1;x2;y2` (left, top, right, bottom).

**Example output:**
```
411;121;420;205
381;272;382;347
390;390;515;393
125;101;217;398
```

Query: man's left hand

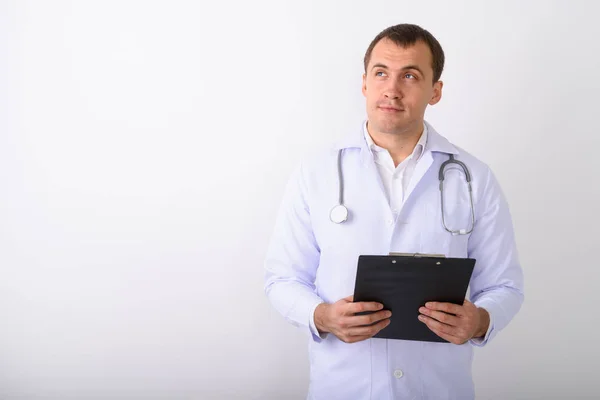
418;299;489;345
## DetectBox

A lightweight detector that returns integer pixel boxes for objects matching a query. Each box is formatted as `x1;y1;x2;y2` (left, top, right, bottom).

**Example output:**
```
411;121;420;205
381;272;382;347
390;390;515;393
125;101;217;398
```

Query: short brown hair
363;24;445;83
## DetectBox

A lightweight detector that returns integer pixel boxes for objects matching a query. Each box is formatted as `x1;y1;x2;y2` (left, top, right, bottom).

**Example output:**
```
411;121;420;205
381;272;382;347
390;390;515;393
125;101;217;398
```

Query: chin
372;116;411;135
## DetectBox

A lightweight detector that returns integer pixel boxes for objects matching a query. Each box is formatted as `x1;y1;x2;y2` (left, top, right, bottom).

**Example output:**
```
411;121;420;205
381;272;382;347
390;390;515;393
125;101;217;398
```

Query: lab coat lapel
334;125;393;217
403;122;459;205
361;147;392;213
404;150;434;204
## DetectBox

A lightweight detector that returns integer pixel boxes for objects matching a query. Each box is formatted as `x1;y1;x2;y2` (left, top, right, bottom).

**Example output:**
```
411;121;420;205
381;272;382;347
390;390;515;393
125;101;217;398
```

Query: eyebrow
371;63;425;77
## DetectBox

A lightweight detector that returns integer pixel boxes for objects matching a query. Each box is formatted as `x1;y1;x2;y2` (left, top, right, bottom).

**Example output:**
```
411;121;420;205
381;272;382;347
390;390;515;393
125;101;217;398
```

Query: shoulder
452;144;492;178
447;142;506;207
292;145;339;192
294;131;357;181
430;123;500;199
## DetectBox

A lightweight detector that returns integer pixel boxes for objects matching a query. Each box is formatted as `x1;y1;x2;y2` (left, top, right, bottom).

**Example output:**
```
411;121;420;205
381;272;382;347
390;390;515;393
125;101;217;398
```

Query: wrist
474;307;490;338
314;303;330;334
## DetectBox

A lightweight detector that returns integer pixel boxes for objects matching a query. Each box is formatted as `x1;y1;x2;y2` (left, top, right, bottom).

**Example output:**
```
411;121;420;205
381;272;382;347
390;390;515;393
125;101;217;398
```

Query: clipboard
352;254;476;343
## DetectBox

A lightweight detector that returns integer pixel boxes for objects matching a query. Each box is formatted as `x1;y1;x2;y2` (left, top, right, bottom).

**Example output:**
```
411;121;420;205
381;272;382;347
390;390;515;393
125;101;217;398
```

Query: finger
418;307;460;327
349;310;392;327
347;318;390;337
346;301;384;315
341;295;354;302
428;326;465;345
418;314;457;336
425;301;464;316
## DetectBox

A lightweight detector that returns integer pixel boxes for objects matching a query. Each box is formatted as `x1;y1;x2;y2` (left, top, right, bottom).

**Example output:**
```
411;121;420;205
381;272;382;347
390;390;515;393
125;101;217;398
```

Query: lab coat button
387;219;394;225
394;369;404;378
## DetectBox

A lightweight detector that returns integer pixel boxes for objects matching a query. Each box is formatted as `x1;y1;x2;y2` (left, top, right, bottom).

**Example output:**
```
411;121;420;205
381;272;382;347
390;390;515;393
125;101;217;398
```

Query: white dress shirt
363;121;428;218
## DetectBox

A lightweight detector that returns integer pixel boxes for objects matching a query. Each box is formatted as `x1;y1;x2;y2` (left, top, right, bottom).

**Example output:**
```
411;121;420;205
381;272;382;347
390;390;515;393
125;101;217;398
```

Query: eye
375;71;386;77
405;73;416;79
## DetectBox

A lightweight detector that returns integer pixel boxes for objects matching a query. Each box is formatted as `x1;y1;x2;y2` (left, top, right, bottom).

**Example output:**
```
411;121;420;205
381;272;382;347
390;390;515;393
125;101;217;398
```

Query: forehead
368;38;433;73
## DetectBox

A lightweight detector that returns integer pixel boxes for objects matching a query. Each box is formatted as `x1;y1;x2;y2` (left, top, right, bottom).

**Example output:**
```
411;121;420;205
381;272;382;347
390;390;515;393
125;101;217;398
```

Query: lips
378;106;403;112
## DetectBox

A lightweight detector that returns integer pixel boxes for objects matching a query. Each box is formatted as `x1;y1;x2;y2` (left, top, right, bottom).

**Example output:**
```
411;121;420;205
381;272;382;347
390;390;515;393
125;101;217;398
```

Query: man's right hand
314;295;392;343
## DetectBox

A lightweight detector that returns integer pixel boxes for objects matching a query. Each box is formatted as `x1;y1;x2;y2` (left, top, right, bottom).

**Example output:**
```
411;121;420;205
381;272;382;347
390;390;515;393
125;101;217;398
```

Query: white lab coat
264;121;524;400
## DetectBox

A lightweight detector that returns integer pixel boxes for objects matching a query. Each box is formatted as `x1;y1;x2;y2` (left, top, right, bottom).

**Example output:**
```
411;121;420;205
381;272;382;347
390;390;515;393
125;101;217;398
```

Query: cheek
367;94;381;109
405;91;430;110
365;82;383;100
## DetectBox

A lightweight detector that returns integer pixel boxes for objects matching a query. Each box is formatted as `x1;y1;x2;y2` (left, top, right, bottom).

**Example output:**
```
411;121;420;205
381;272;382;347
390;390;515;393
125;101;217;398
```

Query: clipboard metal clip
388;252;446;258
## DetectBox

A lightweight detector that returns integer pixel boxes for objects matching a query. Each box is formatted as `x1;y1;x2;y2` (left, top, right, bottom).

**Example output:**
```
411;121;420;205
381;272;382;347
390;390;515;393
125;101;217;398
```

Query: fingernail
418;315;425;321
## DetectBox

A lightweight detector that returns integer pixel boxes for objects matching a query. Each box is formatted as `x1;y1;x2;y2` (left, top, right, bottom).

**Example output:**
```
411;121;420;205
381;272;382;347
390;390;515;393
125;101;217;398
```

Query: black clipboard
352;254;476;343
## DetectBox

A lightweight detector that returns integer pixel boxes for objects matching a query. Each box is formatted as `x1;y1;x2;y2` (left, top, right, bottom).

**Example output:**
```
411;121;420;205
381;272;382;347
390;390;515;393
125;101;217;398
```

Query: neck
367;121;424;166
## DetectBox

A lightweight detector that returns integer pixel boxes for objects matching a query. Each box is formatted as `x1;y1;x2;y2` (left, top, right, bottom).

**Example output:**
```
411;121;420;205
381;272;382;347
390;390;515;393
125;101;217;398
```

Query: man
264;24;524;399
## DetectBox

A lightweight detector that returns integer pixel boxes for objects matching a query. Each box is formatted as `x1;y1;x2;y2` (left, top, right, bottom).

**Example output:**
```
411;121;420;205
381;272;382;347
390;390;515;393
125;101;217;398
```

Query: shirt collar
362;120;429;162
333;120;458;156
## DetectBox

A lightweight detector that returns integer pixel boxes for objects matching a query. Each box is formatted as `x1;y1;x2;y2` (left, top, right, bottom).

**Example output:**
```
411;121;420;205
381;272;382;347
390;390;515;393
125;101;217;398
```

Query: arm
263;162;325;342
467;167;525;346
264;160;398;343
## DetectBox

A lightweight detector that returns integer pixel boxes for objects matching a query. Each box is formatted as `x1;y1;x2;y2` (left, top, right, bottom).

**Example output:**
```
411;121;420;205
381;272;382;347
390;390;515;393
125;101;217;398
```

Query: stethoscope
329;150;475;235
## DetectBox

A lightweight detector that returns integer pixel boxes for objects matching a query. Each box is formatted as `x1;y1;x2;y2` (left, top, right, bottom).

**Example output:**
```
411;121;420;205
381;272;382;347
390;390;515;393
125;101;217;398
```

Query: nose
383;81;403;100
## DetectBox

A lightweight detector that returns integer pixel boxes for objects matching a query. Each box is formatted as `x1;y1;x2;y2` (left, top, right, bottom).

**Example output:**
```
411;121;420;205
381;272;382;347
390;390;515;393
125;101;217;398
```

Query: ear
429;80;443;105
362;73;367;97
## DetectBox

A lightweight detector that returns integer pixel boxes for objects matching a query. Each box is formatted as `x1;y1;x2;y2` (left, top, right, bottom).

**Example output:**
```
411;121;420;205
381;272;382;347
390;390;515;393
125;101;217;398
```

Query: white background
1;1;599;399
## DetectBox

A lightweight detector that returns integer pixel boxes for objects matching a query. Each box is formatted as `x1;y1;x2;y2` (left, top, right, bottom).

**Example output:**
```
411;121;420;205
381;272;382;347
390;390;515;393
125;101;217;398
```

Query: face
362;38;443;135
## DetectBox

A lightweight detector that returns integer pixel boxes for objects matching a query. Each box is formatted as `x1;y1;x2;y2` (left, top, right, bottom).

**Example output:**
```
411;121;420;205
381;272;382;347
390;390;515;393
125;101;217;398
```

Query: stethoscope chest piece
330;204;348;224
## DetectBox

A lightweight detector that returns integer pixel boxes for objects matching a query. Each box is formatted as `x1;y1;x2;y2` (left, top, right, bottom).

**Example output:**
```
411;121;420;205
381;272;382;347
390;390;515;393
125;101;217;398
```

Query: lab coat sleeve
467;167;524;347
264;161;326;343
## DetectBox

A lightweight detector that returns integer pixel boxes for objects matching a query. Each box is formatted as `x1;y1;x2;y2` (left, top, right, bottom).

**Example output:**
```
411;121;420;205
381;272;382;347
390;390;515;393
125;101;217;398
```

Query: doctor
264;23;524;400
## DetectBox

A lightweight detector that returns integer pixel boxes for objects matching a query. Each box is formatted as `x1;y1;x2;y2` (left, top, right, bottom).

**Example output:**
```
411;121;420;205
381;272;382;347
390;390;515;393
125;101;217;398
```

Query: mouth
378;106;404;112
